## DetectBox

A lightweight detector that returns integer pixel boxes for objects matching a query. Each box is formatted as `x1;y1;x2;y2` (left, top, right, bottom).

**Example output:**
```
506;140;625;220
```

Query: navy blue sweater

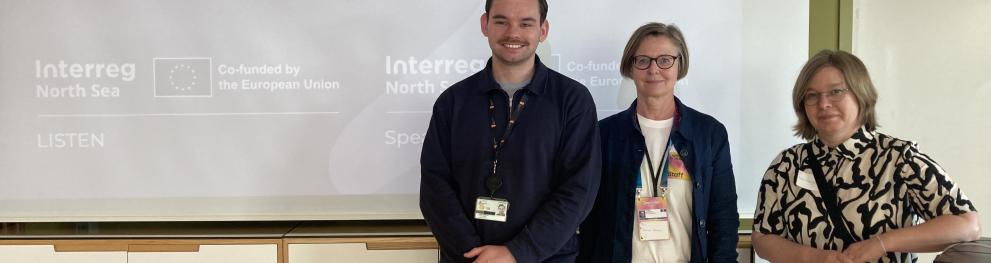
419;56;601;263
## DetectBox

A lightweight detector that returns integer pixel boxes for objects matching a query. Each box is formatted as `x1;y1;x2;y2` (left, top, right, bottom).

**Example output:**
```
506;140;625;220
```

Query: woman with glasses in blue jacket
578;22;739;263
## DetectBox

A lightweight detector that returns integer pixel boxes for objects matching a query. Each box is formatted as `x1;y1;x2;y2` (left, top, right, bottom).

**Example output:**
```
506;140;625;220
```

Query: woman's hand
819;249;856;263
754;231;857;263
842;236;887;262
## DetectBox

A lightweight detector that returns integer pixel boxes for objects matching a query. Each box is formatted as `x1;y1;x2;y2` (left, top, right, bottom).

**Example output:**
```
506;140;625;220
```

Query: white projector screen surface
0;0;806;221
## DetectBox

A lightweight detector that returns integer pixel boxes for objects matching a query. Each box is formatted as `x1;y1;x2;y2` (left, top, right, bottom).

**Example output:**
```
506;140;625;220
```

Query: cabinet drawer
289;243;437;263
127;244;276;263
0;245;126;263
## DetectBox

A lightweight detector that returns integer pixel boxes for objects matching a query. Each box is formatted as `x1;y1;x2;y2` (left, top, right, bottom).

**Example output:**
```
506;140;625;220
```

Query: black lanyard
486;90;529;196
634;111;678;197
643;139;673;197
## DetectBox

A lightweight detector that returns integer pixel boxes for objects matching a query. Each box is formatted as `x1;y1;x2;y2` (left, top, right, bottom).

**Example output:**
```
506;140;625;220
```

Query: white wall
853;0;991;260
745;0;807;261
739;0;809;217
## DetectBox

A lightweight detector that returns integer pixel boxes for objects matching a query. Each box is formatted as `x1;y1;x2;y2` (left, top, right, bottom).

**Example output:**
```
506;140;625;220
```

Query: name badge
636;196;671;240
474;197;509;222
796;170;819;193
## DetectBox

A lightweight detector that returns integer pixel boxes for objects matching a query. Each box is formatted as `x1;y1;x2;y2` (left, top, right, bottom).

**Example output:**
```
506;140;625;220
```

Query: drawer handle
366;237;438;250
54;243;128;252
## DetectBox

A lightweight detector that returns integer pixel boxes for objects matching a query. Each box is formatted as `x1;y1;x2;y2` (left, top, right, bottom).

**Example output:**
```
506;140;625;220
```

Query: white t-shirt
633;114;694;263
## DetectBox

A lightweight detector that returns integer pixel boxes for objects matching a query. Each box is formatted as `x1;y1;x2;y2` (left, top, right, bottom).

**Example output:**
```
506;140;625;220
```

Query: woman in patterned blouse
752;50;980;263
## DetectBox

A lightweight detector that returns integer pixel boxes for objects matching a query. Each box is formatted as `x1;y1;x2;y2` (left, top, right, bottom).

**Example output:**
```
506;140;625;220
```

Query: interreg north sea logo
153;58;212;97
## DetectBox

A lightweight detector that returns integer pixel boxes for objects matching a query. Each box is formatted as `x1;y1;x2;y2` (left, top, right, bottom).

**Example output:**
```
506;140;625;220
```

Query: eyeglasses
632;55;679;70
803;88;850;106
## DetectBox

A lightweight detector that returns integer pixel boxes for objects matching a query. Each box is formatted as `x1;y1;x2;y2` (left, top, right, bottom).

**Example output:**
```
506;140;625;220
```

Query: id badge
636;196;671;240
474;197;509;222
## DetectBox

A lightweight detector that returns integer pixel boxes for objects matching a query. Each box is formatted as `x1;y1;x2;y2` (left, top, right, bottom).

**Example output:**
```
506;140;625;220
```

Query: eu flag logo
154;57;212;97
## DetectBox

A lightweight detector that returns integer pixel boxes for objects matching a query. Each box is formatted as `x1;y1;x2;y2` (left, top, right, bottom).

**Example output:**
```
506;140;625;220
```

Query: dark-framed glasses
632;55;679;70
803;88;850;106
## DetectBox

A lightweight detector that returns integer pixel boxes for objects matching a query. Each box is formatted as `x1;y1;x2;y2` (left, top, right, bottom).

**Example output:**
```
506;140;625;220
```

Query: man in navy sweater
418;0;601;262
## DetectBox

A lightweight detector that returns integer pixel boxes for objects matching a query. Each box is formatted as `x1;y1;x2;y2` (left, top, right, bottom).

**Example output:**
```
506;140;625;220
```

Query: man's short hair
485;0;548;22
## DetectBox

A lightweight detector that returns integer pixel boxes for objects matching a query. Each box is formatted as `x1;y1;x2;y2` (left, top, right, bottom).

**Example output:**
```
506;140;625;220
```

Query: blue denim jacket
578;98;739;263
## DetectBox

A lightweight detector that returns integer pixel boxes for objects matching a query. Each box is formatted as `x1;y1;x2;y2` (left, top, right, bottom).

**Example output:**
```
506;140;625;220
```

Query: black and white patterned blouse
754;127;977;262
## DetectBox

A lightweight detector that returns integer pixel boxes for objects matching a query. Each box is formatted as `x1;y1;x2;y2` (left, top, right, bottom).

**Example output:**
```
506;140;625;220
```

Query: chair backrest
934;237;991;263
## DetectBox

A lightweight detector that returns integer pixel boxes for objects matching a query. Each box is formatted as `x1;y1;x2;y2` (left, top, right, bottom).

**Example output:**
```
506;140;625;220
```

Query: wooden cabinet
1;237;753;263
0;222;753;263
